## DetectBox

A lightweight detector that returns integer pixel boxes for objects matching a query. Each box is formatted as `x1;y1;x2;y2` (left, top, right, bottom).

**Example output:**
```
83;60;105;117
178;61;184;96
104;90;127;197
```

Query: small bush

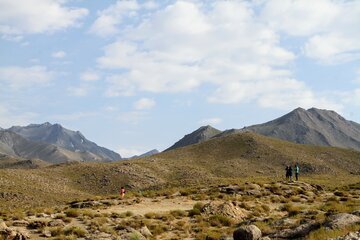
64;209;80;218
208;215;233;227
64;226;87;237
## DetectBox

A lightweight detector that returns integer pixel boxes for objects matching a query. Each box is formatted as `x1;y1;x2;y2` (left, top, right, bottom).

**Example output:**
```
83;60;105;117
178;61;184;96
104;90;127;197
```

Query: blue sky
0;0;359;157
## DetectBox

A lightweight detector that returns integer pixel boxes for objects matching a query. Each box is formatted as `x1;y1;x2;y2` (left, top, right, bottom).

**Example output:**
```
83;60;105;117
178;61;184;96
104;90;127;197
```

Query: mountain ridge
8;122;121;161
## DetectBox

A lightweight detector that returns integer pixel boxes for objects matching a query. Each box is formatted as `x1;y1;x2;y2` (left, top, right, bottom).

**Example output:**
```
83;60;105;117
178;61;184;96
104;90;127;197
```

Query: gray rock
48;219;65;227
351;210;360;217
42;229;52;237
12;220;29;227
325;213;360;229
233;225;262;240
139;225;152;237
273;221;320;238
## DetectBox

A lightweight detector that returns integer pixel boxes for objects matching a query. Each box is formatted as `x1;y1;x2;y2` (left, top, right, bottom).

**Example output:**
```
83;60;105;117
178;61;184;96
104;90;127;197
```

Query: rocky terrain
0;181;359;239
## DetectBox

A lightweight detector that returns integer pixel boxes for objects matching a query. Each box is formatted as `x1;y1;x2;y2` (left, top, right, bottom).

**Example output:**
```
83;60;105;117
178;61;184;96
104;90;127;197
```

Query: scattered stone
70;200;101;208
12;220;29;227
48;219;65;227
351;210;360;217
331;231;360;240
325;213;360;229
272;221;320;238
233;225;262;240
139;225;152;237
42;229;52;237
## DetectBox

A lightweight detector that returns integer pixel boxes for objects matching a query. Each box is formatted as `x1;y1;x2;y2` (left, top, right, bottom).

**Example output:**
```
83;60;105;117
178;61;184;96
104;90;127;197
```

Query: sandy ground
103;196;206;215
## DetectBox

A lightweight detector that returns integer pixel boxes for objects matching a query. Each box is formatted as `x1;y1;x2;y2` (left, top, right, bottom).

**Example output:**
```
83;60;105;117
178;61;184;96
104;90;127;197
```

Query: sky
0;0;359;157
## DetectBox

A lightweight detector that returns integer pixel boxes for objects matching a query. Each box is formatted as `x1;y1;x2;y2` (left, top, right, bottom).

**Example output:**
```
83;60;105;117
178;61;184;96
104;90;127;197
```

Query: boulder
48;219;65;227
203;201;248;221
272;221;320;238
233;225;262;240
139;225;152;237
12;220;29;227
325;213;360;229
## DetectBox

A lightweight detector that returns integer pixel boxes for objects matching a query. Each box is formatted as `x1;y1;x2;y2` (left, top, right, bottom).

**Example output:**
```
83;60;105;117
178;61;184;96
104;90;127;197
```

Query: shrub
208;215;233;227
64;226;87;237
64;209;80;218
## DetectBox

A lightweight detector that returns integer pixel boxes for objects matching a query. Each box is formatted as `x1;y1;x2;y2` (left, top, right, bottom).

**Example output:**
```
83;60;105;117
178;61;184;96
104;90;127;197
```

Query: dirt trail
103;196;206;215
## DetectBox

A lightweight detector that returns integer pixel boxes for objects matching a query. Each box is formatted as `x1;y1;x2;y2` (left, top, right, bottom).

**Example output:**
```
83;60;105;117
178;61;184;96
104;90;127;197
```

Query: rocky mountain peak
165;125;222;151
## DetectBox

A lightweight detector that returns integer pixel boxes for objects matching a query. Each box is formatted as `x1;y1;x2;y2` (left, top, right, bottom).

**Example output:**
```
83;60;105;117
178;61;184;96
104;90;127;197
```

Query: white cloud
80;70;100;81
198;118;222;126
134;98;155;110
0;65;54;90
0;105;38;128
52;50;66;58
0;0;88;37
261;0;360;64
90;0;139;37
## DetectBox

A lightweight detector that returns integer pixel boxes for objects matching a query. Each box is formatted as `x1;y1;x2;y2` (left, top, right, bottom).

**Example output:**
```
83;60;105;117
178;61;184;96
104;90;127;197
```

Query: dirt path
103;197;206;215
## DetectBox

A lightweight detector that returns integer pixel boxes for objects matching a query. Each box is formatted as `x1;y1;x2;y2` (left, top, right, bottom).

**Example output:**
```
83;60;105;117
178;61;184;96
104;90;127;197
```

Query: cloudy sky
0;0;359;157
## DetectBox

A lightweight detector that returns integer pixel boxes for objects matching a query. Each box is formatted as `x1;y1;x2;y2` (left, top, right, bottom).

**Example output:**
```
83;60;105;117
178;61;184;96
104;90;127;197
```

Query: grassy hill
0;132;359;210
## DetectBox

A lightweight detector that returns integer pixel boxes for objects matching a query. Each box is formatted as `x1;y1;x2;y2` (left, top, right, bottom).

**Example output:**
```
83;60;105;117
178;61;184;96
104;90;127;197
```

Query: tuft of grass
307;225;360;240
64;209;80;218
64;226;88;237
208;215;233;227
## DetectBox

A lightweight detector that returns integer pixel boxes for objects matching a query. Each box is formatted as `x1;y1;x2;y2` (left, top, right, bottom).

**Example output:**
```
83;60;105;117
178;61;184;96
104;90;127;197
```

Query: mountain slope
1;131;360;209
9;123;121;160
242;108;360;151
165;125;222;151
0;130;108;164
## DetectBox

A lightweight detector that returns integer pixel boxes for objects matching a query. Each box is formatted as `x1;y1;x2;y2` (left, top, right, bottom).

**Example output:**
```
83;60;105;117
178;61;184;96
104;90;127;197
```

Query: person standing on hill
285;166;290;181
289;165;293;182
120;186;126;199
295;164;300;181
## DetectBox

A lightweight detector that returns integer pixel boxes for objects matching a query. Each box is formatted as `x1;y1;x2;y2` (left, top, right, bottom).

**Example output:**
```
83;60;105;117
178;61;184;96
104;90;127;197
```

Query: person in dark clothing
285;166;290;180
295;164;300;181
289;166;293;181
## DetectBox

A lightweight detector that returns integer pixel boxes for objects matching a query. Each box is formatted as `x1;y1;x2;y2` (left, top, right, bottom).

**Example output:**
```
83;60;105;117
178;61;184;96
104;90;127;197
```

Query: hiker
119;186;126;199
295;163;300;181
288;165;293;181
285;166;290;180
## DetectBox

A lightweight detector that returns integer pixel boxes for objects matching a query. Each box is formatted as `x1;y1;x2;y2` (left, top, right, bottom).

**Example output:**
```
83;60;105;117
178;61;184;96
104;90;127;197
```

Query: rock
260;237;271;240
0;220;7;230
325;213;360;229
203;201;248;220
233;225;262;240
42;229;52;237
351;210;360;217
272;221;320;238
331;231;360;240
12;220;29;227
139;225;152;237
48;219;65;227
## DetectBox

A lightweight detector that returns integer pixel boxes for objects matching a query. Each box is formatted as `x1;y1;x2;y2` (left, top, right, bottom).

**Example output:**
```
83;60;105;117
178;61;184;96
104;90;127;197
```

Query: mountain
165;125;221;151
130;149;159;159
0;130;108;164
8;122;121;161
1;131;359;209
242;108;360;151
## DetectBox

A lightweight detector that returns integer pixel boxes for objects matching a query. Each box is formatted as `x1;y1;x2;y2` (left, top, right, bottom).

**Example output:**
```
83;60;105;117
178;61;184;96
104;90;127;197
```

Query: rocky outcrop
272;221;320;238
325;213;360;229
202;201;248;221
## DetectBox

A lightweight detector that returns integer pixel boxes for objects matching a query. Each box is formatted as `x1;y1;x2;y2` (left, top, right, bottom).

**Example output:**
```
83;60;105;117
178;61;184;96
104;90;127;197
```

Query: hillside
8;122;121;161
165;125;222;151
0;132;359;210
242;108;360;151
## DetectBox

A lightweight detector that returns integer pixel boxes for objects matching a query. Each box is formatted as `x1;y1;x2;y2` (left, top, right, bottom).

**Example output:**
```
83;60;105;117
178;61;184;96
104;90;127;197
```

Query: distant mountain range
167;108;360;152
0;123;121;164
